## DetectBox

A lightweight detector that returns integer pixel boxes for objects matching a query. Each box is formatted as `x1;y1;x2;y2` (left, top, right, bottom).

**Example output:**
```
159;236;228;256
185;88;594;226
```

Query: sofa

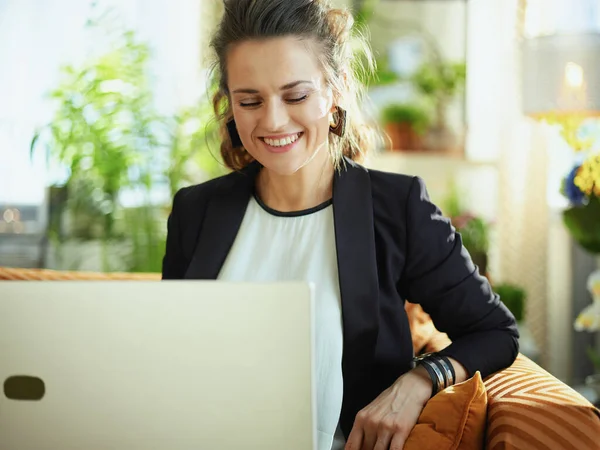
2;266;599;449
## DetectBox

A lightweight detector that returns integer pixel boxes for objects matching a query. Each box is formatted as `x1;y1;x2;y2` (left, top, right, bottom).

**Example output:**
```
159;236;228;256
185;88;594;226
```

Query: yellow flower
574;154;600;197
542;115;595;152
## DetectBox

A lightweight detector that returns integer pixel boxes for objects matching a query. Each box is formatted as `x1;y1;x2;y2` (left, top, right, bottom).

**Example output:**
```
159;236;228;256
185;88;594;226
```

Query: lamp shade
522;33;600;118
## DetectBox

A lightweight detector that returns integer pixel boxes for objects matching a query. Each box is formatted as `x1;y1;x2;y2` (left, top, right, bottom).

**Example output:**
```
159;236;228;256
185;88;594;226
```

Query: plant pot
384;122;423;151
422;125;461;153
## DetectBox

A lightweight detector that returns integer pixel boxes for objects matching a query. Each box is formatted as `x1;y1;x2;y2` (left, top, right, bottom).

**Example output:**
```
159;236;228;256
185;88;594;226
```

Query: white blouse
217;194;346;450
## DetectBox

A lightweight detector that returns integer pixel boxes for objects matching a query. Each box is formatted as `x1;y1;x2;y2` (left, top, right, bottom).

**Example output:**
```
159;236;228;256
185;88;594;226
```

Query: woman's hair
209;0;381;171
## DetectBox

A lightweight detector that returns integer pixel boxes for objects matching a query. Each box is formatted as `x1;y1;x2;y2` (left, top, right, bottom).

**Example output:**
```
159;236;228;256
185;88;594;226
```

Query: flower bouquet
561;152;600;254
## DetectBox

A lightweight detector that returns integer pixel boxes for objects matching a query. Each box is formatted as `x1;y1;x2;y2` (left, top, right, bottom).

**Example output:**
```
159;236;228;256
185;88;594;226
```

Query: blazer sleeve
162;189;188;279
399;176;519;379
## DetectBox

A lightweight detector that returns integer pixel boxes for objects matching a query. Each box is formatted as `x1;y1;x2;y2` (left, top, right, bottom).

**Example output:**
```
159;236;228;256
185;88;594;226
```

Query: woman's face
227;37;335;176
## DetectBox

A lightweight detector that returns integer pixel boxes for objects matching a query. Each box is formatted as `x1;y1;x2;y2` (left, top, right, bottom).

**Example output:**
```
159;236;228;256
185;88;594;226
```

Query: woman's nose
260;99;289;131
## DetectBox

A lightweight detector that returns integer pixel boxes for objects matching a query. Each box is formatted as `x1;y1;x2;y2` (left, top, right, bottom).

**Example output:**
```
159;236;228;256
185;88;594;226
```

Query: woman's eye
239;101;261;108
286;95;308;104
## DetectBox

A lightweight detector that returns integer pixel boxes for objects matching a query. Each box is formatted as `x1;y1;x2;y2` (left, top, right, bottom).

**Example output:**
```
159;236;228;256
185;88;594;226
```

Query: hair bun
326;8;354;44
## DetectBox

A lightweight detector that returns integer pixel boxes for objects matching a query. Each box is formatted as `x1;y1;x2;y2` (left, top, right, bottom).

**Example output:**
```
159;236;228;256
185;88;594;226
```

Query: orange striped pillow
484;355;600;450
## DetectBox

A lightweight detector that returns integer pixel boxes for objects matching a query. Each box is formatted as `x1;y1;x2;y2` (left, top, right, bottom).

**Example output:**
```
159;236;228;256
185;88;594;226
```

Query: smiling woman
227;38;335;183
162;1;520;450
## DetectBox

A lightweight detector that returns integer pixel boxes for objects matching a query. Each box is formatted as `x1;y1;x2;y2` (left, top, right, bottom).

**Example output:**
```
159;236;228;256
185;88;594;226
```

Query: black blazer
162;158;519;437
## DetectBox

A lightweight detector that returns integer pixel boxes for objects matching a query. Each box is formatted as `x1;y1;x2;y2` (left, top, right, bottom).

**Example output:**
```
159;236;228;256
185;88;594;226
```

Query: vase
384;123;424;151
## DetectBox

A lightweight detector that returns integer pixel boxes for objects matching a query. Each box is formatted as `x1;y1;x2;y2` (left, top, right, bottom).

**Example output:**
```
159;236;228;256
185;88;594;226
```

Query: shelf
366;150;498;171
365;150;500;221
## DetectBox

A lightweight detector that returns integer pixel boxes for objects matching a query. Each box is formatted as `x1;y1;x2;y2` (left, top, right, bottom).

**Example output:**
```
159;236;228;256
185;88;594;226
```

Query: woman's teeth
263;133;301;147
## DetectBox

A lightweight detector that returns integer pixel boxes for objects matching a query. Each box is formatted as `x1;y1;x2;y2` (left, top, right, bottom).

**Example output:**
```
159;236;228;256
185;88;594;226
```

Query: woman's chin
261;160;303;176
255;153;308;176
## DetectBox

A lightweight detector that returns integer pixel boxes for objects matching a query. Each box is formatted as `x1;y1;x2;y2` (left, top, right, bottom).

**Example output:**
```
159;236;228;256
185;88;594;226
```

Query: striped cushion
484;355;600;450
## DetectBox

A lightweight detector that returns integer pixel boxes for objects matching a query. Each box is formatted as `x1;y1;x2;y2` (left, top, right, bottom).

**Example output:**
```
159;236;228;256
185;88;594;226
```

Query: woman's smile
259;132;304;154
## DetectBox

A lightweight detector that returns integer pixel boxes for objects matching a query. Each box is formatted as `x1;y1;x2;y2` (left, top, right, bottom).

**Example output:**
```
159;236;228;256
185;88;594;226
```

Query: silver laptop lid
0;281;316;450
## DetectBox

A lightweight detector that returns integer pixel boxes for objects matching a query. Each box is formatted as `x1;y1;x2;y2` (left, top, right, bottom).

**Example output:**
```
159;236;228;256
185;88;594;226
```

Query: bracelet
413;353;457;397
436;355;456;386
417;358;445;397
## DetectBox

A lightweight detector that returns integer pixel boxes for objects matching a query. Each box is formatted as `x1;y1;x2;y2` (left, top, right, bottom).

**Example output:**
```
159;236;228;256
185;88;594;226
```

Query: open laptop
0;281;316;450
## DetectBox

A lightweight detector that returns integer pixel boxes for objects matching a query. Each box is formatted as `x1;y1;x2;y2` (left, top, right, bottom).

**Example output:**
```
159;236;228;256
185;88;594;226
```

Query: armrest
0;267;160;280
483;354;600;450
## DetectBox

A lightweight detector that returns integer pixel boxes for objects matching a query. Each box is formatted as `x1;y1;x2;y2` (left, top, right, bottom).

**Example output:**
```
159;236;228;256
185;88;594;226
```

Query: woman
162;1;520;449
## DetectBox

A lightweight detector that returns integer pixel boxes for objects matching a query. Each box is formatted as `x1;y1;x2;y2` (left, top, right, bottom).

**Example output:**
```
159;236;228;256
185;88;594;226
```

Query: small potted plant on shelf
380;103;432;151
410;60;466;153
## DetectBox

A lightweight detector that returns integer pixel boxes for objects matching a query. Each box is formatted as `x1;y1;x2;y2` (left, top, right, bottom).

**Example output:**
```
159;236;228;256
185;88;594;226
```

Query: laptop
0;281;316;450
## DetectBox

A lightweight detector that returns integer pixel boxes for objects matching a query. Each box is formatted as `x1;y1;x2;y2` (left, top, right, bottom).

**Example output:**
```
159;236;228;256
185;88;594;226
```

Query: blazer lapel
333;158;380;375
184;163;260;279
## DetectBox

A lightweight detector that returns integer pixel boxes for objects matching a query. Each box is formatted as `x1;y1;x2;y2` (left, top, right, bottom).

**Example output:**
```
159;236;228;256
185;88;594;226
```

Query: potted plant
494;281;541;361
30;10;224;273
380;103;432;151
494;283;526;323
561;153;600;254
410;60;466;152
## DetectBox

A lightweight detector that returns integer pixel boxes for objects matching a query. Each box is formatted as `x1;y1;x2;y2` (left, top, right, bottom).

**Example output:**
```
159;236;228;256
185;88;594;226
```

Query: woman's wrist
411;353;469;398
403;365;435;405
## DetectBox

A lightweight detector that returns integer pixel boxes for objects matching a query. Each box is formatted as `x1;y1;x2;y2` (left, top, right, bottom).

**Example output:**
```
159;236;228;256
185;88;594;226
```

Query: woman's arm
344;176;517;450
399;176;520;378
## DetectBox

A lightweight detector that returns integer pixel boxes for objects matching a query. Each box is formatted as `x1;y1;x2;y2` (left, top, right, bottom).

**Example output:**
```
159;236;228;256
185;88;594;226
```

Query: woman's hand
344;366;433;450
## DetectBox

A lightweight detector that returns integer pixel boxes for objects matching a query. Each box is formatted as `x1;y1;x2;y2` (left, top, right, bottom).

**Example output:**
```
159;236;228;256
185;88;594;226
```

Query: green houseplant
561;153;600;254
380;103;431;151
31;10;223;272
411;61;466;131
494;283;526;323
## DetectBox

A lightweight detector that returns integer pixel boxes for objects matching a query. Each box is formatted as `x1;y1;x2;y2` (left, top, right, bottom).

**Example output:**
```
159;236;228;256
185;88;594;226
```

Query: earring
226;119;243;148
329;106;347;137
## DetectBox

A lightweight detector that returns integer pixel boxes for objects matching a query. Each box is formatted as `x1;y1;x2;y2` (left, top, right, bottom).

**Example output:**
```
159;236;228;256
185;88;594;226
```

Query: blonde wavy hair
209;0;381;171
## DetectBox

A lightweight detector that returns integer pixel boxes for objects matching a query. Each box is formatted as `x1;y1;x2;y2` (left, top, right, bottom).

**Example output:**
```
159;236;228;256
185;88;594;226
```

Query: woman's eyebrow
231;80;314;94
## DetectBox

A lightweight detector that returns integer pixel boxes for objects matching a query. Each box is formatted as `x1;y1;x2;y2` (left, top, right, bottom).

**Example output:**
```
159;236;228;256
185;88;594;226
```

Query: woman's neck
256;156;335;213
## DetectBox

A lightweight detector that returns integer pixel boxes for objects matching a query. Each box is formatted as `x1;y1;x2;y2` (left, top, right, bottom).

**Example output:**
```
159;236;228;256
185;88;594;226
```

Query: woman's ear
331;69;349;108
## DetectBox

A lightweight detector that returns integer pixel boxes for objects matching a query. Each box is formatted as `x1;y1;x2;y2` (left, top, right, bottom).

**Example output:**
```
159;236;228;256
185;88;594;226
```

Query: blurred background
1;0;600;403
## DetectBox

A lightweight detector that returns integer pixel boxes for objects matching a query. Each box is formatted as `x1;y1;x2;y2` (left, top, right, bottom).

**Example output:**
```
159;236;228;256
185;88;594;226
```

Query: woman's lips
260;132;304;154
